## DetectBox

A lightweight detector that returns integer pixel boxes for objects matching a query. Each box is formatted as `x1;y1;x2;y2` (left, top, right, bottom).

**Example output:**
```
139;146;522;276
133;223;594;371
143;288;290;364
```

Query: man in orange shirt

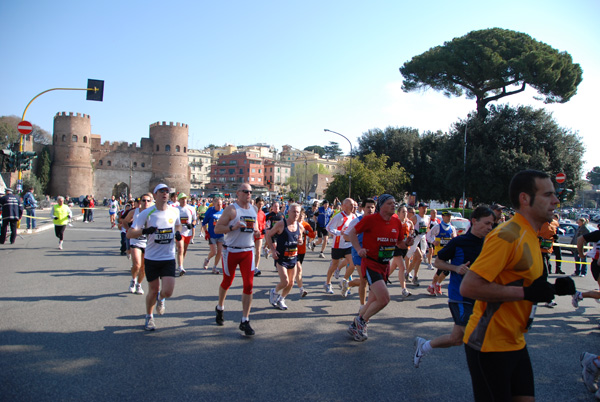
538;215;565;276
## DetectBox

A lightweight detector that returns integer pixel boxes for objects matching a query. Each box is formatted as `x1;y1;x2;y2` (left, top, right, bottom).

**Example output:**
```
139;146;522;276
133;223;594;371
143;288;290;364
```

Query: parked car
451;217;470;236
557;222;597;255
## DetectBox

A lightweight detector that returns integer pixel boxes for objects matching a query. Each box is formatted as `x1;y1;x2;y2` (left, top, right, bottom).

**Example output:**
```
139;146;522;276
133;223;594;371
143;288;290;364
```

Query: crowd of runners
90;169;600;401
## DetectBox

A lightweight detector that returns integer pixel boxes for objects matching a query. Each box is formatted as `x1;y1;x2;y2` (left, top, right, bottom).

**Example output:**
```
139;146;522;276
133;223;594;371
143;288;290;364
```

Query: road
1;213;599;401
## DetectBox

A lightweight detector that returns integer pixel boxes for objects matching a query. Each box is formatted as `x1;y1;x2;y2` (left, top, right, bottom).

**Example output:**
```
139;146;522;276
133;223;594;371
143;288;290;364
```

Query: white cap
153;183;169;193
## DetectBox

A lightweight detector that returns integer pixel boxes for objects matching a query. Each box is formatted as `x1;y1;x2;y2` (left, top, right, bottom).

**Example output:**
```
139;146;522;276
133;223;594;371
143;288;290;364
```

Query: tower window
165;145;171;152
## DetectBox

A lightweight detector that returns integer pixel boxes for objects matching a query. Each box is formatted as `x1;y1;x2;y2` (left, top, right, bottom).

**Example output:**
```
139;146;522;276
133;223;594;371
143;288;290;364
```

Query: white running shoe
300;287;308;298
414;337;427;368
572;291;583;308
341;279;350;298
129;279;136;293
212;266;220;275
324;283;334;294
144;316;156;331
334;268;340;280
269;288;278;306
276;298;288;310
135;283;144;295
156;295;166;315
319;252;325;259
402;288;412;297
203;258;209;269
581;352;600;392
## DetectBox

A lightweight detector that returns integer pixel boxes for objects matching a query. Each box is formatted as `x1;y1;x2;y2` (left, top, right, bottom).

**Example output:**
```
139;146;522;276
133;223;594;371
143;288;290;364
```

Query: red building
209;151;266;192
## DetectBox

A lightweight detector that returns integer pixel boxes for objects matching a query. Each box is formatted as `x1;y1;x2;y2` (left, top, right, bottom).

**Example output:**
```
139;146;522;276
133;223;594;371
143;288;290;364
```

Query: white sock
241;317;249;322
423;340;433;354
216;305;224;311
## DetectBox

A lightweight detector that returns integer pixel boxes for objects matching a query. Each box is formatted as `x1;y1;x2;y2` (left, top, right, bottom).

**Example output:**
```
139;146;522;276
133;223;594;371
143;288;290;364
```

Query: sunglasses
241;190;252;194
141;199;151;202
157;188;169;193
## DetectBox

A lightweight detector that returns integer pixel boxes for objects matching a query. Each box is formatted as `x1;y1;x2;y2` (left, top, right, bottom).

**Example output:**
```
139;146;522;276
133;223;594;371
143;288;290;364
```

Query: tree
34;146;52;194
357;126;421;170
304;145;325;157
323;141;343;159
587;167;600;186
0;115;52;147
400;28;583;118
286;163;329;197
440;105;585;205
324;152;410;201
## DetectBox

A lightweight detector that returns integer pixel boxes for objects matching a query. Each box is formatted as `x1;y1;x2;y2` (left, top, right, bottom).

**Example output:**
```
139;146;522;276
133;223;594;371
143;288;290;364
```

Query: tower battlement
55;112;90;119
150;121;188;128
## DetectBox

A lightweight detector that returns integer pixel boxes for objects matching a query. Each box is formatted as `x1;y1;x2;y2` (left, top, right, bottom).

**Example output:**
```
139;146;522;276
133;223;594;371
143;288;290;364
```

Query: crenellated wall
148;121;190;195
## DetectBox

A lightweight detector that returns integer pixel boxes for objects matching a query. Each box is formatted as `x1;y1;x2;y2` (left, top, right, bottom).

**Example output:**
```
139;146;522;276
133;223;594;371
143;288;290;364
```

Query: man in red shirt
346;194;412;341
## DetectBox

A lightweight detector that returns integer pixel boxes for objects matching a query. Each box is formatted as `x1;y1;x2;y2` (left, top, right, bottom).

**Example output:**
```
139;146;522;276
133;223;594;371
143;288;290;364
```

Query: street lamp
324;129;352;199
462;114;471;217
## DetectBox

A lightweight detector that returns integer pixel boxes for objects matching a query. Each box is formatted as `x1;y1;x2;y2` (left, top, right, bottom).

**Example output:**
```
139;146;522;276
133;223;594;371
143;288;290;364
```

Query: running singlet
177;204;196;237
429;222;456;255
202;207;224;239
224;203;257;251
463;213;544;352
354;213;407;274
415;214;430;236
132;206;180;261
52;204;71;226
109;200;119;214
275;222;301;266
326;211;355;249
436;231;484;303
129;208;147;248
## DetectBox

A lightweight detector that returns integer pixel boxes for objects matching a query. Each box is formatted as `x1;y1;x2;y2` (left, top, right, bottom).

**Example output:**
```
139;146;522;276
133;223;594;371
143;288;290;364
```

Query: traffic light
18;151;37;171
86;79;104;101
556;188;573;202
1;149;17;172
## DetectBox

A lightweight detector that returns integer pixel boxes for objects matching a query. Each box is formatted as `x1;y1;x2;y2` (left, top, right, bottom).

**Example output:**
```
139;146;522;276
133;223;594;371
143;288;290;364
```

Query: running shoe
178;267;186;277
414;336;427;368
310;242;315;251
427;285;436;296
544;301;557;308
402;288;412;297
276;298;288;310
156;294;166;315
404;272;409;282
129;279;136;293
203;258;210;269
353;316;368;342
572;291;583;308
135;283;144;295
319;252;325;259
347;321;359;339
334;268;340;280
265;251;269;260
239;320;255;336
435;283;443;295
300;287;308;298
324;283;334;294
427;263;434;270
58;241;63;250
144;316;156;331
215;306;224;326
212;266;220;275
412;276;420;286
269;288;278;306
254;269;262;277
581;352;600;392
341;279;350;298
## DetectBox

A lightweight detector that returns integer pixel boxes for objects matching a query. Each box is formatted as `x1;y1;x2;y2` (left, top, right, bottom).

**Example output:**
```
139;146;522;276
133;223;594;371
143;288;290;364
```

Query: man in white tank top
406;202;430;286
214;183;260;336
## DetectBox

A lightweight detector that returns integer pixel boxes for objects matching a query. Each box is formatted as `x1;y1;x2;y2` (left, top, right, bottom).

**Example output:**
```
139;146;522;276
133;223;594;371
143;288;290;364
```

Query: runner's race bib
378;245;395;264
540;238;552;250
284;247;298;258
418;222;427;234
240;216;256;233
155;228;173;244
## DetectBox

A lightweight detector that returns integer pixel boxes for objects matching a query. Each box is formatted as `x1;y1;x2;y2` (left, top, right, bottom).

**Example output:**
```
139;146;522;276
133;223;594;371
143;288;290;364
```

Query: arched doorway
113;182;129;202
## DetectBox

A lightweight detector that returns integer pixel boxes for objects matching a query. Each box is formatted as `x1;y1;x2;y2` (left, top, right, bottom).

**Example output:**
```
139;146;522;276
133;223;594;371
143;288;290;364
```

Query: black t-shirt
583;230;600;243
265;212;284;232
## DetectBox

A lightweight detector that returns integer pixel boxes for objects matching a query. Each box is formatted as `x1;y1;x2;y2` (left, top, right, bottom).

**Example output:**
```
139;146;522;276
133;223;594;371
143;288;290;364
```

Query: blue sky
1;0;598;174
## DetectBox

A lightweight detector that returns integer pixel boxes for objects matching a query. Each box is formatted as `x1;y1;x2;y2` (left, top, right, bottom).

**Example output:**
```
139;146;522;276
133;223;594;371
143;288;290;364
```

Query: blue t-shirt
202;206;224;239
436;231;484;303
316;206;332;227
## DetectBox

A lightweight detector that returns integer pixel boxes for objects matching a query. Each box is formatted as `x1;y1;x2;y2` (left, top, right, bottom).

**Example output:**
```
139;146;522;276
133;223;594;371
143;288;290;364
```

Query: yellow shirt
463;212;544;352
53;204;71;226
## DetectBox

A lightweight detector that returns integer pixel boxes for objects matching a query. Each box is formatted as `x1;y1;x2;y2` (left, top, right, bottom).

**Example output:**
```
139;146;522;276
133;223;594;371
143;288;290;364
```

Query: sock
146;314;153;318
423;340;433;354
216;305;224;311
241;317;249;322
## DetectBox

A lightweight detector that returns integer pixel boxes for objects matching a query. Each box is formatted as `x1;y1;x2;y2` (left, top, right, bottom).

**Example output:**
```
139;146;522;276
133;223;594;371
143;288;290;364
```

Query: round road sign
17;121;33;135
556;173;566;183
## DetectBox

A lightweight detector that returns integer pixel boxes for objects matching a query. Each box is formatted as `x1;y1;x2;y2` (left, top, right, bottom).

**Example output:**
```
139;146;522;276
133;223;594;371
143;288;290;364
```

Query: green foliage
323;141;343;159
400;28;583;117
0;115;52;146
586;167;600;186
304;145;325;157
21;174;44;200
34;146;52;194
324;152;410;201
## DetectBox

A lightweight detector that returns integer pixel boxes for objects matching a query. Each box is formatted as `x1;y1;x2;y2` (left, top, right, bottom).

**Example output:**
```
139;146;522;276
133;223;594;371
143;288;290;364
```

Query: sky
1;0;598;174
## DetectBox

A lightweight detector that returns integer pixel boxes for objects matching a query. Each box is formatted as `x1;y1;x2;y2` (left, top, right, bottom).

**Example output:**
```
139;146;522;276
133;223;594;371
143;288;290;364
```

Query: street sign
556;173;566;183
17;120;33;135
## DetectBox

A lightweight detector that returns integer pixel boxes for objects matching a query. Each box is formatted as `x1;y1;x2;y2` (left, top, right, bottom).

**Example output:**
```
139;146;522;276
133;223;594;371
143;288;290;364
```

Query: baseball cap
491;204;505;211
441;211;452;216
5;188;13;193
177;192;188;200
418;202;428;208
153;183;169;193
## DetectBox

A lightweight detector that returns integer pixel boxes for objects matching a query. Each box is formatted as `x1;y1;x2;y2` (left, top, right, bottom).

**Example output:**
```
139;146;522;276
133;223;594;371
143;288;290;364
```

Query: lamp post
324;129;352;198
462;114;471;217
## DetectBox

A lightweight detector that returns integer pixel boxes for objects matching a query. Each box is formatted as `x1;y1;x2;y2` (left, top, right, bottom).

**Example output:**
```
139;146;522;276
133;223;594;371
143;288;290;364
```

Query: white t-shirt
132;206;180;261
109;200;119;214
177;204;197;237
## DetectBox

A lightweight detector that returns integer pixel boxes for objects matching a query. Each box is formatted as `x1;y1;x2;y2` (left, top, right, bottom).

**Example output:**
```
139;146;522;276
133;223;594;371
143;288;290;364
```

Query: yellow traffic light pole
17;85;102;192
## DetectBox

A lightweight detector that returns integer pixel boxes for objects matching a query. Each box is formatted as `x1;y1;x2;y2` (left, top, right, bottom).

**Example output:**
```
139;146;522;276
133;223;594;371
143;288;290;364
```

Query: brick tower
148;121;190;194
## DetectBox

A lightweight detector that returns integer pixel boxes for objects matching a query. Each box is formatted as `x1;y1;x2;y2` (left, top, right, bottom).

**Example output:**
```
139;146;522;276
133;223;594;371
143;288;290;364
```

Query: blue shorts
449;301;473;326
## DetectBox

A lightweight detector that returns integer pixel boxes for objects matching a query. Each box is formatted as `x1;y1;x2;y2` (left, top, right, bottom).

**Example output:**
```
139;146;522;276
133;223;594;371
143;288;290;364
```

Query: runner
324;198;356;295
122;193;153;295
346;194;411;341
413;206;495;368
202;196;225;274
176;193;196;276
314;200;333;258
266;203;302;310
118;202;133;257
214;183;259;336
253;196;266;277
425;211;457;296
127;183;183;331
52;196;72;250
264;202;284;260
460;170;576;401
405;203;430;287
108;195;119;228
389;205;413;297
425;209;441;269
296;208;316;298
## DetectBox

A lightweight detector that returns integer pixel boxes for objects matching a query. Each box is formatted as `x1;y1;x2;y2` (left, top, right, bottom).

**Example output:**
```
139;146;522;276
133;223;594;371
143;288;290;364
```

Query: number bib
540;239;552;250
418;222;427;234
284;247;298;258
240;216;256;233
155;228;173;244
378;245;395;264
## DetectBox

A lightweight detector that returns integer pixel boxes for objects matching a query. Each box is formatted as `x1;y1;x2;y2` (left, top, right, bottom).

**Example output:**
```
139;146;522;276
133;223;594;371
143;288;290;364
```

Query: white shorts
406;235;427;258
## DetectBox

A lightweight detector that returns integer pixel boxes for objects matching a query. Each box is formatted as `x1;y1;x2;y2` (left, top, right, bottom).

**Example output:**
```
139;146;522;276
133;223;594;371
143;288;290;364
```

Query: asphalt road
1;213;599;401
